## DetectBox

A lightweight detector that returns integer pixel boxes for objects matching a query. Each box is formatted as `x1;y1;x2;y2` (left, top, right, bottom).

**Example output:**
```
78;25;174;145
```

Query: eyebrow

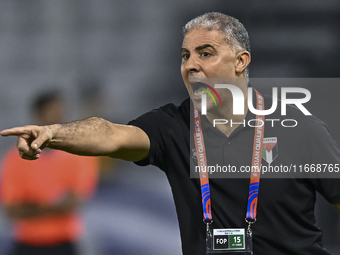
181;44;215;53
195;44;215;51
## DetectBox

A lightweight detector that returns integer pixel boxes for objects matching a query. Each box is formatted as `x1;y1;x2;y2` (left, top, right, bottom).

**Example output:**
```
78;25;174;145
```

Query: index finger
1;127;31;137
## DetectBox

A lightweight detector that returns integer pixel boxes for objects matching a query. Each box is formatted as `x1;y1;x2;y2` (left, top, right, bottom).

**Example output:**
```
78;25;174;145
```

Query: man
1;13;340;255
1;91;98;255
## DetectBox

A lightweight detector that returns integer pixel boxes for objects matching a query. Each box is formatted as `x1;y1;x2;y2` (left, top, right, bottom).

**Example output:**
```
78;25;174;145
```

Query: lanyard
193;89;265;228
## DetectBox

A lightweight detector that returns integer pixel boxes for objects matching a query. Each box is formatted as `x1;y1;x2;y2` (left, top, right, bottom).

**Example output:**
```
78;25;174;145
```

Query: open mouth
193;88;206;96
190;82;208;98
189;81;223;106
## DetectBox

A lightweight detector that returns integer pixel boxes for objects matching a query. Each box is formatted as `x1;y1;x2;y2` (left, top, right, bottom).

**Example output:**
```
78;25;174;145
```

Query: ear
235;51;251;74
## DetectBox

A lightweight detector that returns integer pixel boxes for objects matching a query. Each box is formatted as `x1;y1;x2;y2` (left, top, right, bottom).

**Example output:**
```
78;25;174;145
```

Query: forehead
182;29;227;48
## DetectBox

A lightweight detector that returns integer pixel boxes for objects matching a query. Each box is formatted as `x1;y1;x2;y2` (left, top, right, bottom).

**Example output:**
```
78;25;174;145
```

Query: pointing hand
1;126;53;160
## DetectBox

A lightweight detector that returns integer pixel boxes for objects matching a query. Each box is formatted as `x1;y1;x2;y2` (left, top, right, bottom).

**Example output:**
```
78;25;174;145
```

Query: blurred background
0;0;339;254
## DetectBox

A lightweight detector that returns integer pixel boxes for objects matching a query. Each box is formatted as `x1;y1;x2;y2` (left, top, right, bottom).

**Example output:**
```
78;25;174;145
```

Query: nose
183;55;201;73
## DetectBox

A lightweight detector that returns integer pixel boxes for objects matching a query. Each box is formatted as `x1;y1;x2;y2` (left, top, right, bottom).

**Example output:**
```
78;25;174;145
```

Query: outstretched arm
1;117;150;162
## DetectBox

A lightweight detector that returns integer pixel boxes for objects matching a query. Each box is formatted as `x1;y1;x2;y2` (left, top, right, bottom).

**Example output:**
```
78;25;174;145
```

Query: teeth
193;89;206;96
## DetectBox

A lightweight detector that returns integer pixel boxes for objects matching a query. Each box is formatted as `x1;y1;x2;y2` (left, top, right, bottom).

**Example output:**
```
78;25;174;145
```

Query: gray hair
183;12;250;77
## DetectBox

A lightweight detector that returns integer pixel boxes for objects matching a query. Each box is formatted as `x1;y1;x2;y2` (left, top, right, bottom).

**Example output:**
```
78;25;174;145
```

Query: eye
201;52;211;57
182;53;190;60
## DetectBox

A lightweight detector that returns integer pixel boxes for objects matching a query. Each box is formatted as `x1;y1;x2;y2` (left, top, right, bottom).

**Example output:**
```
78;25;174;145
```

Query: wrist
45;124;62;148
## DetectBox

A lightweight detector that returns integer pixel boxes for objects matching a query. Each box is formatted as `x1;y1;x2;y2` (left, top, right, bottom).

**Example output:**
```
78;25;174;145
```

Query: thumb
30;127;53;150
31;141;40;150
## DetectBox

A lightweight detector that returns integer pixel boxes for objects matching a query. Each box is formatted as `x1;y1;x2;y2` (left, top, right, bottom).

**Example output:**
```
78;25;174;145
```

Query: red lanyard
193;89;265;224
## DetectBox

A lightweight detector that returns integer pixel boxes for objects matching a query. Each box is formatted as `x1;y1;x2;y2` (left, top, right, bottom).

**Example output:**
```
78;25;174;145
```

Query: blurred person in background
0;90;98;255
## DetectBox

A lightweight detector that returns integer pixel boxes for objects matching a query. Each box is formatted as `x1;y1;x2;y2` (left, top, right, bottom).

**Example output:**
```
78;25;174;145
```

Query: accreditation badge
193;89;264;255
206;228;253;254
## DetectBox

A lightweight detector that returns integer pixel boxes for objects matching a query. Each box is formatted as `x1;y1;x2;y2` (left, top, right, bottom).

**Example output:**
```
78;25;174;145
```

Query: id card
206;228;253;254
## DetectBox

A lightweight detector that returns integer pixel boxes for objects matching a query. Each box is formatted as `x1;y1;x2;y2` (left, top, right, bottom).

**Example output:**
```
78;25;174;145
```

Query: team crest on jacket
262;137;278;165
